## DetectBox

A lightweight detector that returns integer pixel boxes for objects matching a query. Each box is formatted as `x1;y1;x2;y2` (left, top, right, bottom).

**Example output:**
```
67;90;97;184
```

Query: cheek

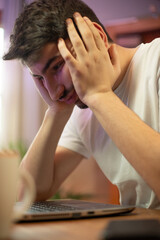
57;63;73;88
43;81;48;89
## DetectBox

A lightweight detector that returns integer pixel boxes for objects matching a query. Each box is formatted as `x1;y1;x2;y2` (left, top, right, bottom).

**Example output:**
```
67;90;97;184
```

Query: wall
22;1;160;23
1;0;160;22
84;0;160;25
0;1;4;9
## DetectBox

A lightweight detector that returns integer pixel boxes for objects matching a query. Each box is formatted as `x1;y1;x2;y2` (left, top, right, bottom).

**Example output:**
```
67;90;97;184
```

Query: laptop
17;199;135;222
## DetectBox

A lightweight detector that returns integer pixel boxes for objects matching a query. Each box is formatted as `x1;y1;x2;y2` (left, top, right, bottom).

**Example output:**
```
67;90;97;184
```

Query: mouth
59;89;78;105
66;90;78;104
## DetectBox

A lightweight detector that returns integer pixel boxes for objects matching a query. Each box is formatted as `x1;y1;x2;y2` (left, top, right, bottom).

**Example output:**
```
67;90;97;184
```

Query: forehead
28;42;59;72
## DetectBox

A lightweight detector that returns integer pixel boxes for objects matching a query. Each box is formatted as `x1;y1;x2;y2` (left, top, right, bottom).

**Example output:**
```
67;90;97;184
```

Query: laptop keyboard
29;201;79;213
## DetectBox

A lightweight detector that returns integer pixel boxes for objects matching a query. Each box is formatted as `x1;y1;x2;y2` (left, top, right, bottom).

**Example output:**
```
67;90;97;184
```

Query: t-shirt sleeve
58;108;91;159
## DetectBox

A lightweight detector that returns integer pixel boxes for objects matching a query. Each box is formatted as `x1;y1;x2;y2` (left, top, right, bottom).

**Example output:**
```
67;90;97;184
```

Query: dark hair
3;0;112;64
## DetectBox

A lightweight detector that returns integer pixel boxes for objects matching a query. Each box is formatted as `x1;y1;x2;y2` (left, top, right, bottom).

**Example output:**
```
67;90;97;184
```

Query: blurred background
0;0;160;203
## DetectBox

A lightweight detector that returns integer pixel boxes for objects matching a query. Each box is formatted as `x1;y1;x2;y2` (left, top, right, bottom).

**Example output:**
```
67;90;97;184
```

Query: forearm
20;108;71;200
89;91;160;199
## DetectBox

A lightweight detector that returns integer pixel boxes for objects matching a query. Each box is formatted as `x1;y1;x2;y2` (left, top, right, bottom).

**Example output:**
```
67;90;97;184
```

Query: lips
65;90;78;104
59;89;78;104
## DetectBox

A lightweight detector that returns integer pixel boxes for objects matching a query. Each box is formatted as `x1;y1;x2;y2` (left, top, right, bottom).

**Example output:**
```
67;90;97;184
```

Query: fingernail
58;38;63;44
74;12;81;18
83;16;89;22
66;18;72;25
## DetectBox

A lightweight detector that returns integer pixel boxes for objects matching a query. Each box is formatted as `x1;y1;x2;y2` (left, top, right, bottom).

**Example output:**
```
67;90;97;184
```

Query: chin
76;99;88;109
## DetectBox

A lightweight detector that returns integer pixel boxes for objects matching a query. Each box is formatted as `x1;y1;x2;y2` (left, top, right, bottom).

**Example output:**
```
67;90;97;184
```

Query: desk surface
10;208;160;240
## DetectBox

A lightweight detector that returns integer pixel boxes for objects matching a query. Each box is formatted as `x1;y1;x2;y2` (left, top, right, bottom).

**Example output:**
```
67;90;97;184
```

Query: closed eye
34;75;44;81
52;60;64;72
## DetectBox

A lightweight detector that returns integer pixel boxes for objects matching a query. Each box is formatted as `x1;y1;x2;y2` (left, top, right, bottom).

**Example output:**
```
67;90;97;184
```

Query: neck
112;44;138;90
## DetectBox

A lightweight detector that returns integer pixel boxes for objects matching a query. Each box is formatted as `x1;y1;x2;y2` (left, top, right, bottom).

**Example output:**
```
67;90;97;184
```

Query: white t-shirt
58;38;160;209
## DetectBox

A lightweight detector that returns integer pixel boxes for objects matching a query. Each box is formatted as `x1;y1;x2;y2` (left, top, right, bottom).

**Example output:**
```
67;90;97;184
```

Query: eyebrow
42;55;60;74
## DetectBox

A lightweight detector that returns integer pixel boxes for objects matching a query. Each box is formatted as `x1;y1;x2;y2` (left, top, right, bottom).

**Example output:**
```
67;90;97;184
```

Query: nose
54;85;65;100
48;84;65;101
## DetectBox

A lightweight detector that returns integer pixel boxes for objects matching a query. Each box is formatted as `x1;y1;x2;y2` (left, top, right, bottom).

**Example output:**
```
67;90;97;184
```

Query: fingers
66;17;86;59
58;38;77;72
83;16;107;51
72;13;100;52
59;13;107;62
71;13;106;52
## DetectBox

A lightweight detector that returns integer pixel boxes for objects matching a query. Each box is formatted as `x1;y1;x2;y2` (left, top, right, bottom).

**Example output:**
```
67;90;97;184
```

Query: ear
93;22;109;48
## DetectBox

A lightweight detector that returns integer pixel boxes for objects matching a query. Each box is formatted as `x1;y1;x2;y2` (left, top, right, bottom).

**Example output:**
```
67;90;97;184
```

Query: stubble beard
76;99;88;109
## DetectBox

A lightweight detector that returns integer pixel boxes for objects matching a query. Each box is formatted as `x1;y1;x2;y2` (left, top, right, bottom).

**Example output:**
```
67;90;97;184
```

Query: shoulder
133;38;160;70
138;38;160;55
149;37;160;47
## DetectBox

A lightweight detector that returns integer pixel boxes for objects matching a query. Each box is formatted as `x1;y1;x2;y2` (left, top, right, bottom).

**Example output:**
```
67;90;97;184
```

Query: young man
3;0;160;208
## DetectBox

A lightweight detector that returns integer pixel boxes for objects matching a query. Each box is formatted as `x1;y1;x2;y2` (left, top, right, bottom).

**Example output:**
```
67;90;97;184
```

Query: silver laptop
18;199;135;222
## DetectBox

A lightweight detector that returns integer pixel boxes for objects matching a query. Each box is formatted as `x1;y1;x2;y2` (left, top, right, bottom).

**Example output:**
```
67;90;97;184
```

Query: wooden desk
10;208;160;240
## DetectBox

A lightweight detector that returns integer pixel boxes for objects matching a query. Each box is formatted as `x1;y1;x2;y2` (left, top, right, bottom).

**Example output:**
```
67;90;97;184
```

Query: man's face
28;40;88;109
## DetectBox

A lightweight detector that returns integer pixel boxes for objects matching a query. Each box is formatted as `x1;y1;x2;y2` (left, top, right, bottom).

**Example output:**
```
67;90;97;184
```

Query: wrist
85;90;114;110
45;105;73;122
